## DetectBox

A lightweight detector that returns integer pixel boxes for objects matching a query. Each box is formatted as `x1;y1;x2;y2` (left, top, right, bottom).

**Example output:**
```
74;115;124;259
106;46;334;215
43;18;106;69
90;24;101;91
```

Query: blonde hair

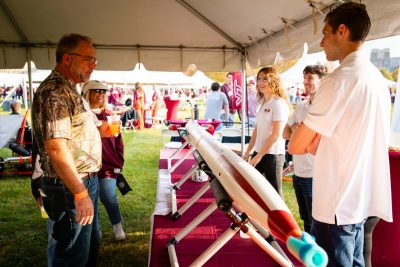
83;88;107;109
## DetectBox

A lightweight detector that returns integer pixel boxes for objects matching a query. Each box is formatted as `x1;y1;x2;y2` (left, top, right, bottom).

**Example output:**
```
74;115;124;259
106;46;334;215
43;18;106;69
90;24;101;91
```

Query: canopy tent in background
280;43;313;89
0;71;25;86
0;62;215;88
190;71;215;87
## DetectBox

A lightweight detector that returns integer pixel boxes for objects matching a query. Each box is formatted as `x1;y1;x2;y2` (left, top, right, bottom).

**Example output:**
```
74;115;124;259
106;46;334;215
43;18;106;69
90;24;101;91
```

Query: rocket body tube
184;121;327;267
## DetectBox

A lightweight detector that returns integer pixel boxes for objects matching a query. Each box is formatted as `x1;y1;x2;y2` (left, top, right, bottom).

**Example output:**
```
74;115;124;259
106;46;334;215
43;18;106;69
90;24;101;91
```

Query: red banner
231;72;242;110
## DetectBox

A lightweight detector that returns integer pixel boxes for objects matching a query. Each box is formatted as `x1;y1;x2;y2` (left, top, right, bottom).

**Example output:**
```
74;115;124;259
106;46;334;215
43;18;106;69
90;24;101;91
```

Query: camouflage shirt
31;70;102;178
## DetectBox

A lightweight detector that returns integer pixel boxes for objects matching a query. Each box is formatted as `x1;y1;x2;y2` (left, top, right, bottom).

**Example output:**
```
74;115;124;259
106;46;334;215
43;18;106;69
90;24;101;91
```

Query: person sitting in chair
10;100;22;115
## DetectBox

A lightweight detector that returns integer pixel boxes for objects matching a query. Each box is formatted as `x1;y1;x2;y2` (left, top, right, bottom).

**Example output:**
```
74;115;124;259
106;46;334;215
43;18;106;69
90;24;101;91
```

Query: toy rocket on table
184;121;328;267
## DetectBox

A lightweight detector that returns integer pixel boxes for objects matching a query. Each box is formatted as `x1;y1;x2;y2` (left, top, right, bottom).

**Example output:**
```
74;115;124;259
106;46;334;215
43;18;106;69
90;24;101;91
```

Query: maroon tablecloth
371;151;400;266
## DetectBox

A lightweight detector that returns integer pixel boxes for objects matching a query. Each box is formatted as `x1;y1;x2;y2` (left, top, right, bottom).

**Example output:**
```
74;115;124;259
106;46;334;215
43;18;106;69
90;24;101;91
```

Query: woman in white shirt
244;67;291;197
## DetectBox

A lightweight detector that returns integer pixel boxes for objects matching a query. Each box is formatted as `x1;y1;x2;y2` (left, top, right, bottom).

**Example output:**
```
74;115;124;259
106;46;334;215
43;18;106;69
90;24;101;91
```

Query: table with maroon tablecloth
371;151;400;266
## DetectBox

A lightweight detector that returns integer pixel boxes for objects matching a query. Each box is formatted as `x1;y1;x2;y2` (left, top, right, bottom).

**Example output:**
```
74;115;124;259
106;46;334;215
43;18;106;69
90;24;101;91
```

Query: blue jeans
292;175;313;232
99;177;122;225
43;176;101;267
47;219;56;267
220;113;235;127
311;218;365;267
253;152;284;198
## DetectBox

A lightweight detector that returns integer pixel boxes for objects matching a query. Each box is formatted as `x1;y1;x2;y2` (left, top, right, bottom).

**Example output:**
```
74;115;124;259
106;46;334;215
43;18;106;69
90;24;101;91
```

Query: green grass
0;127;301;267
0;128;163;267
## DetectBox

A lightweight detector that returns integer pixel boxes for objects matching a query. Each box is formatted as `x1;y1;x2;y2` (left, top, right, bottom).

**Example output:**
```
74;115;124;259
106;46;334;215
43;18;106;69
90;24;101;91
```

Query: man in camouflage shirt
31;33;102;266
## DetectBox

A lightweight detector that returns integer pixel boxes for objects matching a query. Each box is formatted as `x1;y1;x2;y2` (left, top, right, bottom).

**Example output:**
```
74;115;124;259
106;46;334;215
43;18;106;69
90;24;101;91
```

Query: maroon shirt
220;83;236;114
96;112;124;178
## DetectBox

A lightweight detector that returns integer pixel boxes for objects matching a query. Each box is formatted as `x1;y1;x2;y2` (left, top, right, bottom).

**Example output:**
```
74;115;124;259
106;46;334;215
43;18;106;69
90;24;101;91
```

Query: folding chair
121;109;137;132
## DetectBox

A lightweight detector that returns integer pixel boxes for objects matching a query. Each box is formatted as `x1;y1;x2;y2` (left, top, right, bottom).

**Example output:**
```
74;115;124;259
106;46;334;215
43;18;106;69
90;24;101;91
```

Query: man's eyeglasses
92;89;107;94
69;53;98;64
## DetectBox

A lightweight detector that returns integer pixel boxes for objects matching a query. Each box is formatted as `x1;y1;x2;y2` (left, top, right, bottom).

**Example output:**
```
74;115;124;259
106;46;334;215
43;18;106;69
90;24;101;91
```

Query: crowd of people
0;85;24;101
26;2;394;267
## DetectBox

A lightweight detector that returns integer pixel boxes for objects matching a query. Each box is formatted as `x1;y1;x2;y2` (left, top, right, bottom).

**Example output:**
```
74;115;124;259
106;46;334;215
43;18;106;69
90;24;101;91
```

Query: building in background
370;48;400;71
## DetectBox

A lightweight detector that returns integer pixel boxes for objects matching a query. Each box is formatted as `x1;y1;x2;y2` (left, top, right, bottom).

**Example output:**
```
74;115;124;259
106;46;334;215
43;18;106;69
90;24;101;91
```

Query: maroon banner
231;72;242;110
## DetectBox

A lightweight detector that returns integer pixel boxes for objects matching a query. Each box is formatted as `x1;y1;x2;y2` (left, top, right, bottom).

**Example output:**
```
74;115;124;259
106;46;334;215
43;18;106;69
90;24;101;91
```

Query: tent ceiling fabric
1;0;400;71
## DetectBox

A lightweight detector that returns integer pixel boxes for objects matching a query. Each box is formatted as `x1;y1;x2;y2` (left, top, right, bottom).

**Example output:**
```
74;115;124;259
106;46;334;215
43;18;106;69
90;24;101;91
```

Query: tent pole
26;48;33;108
240;50;247;157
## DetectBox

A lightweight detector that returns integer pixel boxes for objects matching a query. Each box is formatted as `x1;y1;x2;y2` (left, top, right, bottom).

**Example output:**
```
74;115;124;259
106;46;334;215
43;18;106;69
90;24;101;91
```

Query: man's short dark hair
325;2;370;42
303;65;328;78
56;33;93;64
211;82;220;91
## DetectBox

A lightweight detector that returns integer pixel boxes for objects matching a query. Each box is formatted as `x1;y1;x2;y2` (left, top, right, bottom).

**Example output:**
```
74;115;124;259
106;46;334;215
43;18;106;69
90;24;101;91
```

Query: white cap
82;80;109;96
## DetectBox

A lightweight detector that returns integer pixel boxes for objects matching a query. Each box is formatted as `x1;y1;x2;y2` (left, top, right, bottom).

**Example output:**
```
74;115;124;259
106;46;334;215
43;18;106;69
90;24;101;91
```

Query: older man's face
69;41;97;83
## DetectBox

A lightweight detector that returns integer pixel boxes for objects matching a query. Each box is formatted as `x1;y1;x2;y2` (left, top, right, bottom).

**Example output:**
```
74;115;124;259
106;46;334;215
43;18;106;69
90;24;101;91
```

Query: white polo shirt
287;100;314;177
255;96;289;155
304;50;393;225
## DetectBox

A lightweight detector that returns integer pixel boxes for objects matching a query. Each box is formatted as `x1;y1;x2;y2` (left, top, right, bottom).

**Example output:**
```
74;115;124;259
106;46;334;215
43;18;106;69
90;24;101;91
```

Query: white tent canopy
1;0;400;72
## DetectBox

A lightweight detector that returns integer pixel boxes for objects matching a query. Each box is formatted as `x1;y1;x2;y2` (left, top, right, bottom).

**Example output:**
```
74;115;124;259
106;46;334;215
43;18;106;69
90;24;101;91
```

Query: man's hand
44;138;95;225
74;196;94;225
288;123;318;155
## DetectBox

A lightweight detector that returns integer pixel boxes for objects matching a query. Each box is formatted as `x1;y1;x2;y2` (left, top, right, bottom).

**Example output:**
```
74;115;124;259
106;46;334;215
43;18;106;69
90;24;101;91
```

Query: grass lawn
0;126;301;266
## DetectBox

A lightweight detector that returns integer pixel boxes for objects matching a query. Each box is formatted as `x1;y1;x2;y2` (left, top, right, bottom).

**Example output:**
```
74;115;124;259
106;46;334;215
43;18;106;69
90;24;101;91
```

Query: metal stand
172;163;198;191
168;143;194;172
167;174;293;267
171;151;211;219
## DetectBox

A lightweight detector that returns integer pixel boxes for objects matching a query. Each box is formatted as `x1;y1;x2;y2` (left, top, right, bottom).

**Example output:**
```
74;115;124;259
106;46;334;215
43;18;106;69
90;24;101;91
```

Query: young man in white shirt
288;2;392;266
283;65;327;233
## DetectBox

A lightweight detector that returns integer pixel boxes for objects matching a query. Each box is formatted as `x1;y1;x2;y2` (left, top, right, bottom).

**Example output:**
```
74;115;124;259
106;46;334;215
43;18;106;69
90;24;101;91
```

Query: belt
41;176;63;185
41;172;98;185
79;172;98;179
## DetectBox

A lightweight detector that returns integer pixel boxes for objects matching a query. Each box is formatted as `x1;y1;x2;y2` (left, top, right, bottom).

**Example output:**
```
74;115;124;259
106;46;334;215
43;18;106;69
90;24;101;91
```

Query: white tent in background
90;70;131;84
91;63;214;87
22;62;215;88
191;71;215;87
0;72;25;86
280;43;313;89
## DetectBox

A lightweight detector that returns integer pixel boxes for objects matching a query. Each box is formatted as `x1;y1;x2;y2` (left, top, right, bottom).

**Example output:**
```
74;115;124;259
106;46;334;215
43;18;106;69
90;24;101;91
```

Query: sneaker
113;223;126;241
